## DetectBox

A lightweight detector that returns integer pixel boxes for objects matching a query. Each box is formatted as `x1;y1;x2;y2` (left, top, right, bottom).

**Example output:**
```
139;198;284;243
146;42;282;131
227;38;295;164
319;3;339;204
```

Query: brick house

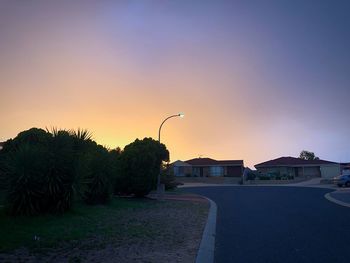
254;156;340;179
171;157;244;177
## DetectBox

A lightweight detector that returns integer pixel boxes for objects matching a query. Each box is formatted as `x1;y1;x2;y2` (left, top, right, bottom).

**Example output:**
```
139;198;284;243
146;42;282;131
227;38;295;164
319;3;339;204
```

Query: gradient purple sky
1;1;350;167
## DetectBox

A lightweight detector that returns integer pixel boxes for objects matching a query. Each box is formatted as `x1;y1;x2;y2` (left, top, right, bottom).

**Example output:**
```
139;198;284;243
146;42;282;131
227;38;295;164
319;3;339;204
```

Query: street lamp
158;113;184;142
157;113;184;196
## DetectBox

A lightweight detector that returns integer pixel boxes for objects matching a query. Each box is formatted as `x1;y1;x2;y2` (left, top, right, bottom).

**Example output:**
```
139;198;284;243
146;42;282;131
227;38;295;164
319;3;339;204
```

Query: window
210;166;223;176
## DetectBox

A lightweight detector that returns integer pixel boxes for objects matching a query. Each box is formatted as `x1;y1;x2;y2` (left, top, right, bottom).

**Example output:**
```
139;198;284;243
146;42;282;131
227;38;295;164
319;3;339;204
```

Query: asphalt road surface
184;186;350;263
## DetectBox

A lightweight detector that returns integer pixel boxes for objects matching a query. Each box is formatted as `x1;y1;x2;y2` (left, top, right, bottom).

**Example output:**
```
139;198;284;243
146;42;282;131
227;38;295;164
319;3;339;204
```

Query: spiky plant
4;129;78;215
44;130;76;213
4;144;49;215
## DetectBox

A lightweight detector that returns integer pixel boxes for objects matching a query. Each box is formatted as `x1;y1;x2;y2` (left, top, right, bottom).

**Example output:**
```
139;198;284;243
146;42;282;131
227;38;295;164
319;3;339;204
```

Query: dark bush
4;144;49;215
82;146;116;205
117;138;169;197
1;127;120;215
258;175;271;180
161;166;178;190
45;130;76;213
246;171;257;180
2;129;78;215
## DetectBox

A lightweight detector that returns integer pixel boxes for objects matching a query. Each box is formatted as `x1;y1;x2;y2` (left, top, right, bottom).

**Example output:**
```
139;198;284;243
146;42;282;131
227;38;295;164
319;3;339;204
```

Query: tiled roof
255;156;338;168
185;158;243;166
217;160;244;166
171;160;192;167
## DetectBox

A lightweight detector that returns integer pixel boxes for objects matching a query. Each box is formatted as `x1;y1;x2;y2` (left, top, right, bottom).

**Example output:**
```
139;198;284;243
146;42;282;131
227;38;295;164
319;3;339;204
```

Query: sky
1;0;350;168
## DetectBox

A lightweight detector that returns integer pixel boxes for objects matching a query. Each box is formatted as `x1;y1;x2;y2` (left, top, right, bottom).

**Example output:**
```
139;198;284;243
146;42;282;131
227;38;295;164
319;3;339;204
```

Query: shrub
117;138;169;197
258;175;271;180
2;129;78;215
0;127;120;215
161;166;178;190
4;144;49;215
45;130;76;213
246;172;256;180
82;146;115;205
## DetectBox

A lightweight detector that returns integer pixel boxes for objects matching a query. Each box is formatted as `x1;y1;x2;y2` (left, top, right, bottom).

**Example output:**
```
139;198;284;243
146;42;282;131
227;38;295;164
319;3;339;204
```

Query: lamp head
179;113;185;118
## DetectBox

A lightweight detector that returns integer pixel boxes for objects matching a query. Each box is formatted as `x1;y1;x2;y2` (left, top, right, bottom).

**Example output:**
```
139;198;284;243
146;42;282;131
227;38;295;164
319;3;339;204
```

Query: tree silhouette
299;150;319;160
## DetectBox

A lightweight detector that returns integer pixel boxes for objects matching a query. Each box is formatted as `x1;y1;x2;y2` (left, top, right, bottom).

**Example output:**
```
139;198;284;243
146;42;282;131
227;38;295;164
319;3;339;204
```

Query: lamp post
157;113;184;196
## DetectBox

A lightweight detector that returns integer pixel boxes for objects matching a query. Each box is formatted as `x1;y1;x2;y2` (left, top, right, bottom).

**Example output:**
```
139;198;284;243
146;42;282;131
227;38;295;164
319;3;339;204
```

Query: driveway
184;186;350;263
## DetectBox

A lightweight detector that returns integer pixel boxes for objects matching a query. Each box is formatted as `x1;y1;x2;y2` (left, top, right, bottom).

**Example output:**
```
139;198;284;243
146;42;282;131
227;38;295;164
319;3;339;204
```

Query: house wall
303;167;321;177
257;164;340;178
192;167;210;177
173;166;192;177
256;166;318;177
226;166;243;177
320;165;341;179
190;165;243;177
256;167;287;176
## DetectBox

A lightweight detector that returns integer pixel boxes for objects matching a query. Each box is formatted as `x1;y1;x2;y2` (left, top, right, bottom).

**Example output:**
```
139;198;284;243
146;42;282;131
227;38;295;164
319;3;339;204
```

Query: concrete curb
196;197;217;263
179;183;336;189
324;192;350;208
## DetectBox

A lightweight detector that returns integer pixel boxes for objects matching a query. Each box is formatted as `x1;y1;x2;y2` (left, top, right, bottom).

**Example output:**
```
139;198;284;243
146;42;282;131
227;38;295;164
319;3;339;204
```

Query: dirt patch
0;199;209;263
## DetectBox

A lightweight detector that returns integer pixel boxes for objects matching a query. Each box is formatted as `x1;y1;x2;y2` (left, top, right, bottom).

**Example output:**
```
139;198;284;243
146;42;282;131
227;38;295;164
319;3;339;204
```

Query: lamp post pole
157;113;184;197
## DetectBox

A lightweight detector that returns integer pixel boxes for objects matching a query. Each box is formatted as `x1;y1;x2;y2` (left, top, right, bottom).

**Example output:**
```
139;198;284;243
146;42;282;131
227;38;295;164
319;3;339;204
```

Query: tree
117;138;169;197
299;150;319;161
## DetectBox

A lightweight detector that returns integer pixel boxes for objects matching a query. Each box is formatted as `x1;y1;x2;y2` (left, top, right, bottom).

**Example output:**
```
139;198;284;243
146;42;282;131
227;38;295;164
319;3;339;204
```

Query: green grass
0;197;154;252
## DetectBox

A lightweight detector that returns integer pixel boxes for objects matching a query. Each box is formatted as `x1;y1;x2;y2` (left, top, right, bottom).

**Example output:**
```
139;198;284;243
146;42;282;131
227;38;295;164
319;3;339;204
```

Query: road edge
196;197;217;263
324;192;350;208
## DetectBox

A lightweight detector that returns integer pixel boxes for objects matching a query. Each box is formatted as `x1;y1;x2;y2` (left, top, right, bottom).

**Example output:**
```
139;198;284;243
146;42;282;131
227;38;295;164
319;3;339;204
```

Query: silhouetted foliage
82;145;117;205
161;164;179;190
299;150;319;161
4;144;50;215
0;127;121;215
117;138;169;197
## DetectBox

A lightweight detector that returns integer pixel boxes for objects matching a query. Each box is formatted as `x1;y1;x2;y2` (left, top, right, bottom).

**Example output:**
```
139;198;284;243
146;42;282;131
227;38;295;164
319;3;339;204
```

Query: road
183;186;350;263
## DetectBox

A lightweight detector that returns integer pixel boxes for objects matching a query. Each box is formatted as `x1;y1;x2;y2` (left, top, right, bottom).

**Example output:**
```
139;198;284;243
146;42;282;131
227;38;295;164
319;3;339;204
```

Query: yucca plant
4;129;78;215
4;144;49;215
2;127;122;215
44;130;76;213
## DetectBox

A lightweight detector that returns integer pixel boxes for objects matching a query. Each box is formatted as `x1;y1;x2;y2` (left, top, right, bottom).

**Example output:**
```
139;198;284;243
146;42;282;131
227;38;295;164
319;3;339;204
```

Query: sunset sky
1;1;350;168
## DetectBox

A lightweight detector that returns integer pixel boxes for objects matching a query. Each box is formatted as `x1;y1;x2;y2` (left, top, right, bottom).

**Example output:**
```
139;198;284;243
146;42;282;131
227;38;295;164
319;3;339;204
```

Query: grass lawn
0;196;209;262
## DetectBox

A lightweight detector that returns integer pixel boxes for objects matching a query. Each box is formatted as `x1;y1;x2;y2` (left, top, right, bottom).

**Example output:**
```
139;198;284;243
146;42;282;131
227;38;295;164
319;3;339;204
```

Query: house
254;156;341;179
171;160;192;177
171;157;244;177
